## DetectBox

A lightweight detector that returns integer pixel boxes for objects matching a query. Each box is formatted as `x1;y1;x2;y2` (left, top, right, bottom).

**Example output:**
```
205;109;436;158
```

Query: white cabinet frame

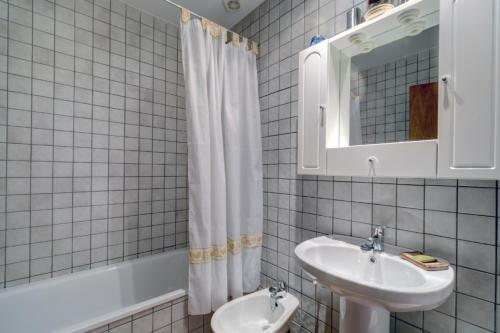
297;42;329;175
437;0;500;179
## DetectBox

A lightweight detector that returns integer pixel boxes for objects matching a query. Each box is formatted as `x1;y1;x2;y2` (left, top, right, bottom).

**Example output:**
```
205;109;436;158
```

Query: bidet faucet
269;281;287;311
360;225;385;252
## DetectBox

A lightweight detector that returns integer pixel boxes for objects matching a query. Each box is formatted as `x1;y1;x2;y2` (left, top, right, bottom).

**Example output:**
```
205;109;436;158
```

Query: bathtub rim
0;248;188;333
0;248;187;296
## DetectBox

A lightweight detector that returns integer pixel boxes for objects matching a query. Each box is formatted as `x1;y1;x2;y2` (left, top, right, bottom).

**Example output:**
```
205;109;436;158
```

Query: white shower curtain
181;15;263;315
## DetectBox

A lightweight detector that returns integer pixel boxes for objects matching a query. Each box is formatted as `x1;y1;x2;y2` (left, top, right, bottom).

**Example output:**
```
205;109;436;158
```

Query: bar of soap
413;254;437;263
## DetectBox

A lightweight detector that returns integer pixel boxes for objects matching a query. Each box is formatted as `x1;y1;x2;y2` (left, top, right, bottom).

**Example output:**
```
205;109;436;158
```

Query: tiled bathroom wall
353;47;438;144
234;0;500;332
86;296;211;333
0;0;187;288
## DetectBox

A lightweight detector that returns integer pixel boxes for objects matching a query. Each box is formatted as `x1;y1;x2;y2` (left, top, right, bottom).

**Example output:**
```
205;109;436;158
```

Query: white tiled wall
86;296;212;333
234;0;500;332
0;0;188;288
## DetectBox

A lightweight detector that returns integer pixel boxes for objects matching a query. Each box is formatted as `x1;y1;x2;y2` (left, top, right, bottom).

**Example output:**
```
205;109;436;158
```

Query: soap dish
400;251;449;271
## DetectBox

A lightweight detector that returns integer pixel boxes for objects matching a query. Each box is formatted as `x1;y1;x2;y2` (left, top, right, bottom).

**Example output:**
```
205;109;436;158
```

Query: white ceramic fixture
0;250;188;333
295;236;454;333
211;288;299;333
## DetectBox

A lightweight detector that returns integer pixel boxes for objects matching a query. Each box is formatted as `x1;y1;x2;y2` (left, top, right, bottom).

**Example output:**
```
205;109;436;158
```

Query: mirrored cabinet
298;0;500;179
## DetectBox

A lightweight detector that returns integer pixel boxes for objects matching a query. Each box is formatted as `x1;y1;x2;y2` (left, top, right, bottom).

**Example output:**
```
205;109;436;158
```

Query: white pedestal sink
295;236;454;333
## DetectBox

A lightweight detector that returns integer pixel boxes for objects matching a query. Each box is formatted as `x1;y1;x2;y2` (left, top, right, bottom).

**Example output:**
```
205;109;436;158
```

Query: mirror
350;27;439;145
333;0;440;146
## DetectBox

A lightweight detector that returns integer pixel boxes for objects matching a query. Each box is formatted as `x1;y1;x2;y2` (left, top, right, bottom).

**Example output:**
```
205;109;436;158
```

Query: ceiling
121;0;264;29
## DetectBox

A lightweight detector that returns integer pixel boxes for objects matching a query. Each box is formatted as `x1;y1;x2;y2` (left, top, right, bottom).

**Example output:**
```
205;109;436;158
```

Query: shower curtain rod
161;0;258;45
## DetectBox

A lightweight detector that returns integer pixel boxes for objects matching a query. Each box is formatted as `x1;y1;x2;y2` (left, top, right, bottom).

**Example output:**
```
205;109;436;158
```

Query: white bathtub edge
55;288;187;333
0;249;187;296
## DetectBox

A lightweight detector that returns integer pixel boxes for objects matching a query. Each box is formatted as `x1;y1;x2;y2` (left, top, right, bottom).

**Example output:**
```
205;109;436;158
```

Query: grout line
70;0;75;274
165;29;172;250
106;2;111;265
421;181;427;331
26;0;34;284
122;3;128;263
454;181;459;333
2;0;9;288
137;7;142;258
89;0;94;269
494;180;498;333
50;0;56;281
174;25;179;250
150;16;155;255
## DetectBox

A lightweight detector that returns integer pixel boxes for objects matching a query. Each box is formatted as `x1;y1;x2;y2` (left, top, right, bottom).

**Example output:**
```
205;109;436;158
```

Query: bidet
211;287;299;333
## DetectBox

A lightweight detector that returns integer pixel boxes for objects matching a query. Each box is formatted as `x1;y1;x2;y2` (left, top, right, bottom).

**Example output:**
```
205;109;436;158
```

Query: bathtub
0;249;188;333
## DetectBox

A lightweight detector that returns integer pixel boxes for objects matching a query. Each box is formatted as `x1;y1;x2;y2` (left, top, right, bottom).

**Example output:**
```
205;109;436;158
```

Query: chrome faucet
269;281;287;311
360;225;385;252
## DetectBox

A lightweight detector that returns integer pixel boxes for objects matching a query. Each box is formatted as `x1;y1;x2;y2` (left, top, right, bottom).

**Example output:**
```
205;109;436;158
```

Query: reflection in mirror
349;25;439;145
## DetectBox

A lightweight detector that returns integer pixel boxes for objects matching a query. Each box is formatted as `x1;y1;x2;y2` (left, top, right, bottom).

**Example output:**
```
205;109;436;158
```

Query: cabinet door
298;42;328;175
438;0;500;178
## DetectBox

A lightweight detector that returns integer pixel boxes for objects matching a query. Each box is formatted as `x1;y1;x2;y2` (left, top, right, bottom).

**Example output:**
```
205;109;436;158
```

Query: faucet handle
372;225;385;237
363;236;374;246
269;281;287;292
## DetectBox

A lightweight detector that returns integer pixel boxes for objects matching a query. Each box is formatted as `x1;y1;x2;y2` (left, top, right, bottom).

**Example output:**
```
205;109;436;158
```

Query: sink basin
295;236;454;333
211;288;299;333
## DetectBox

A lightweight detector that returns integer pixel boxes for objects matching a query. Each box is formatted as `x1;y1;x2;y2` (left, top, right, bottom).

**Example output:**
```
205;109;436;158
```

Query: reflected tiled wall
0;0;188;288
234;0;500;332
353;47;438;145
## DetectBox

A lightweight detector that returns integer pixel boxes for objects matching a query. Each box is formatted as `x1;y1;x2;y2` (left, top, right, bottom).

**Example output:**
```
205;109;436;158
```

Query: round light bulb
358;41;374;53
349;33;367;46
406;21;425;36
397;9;420;26
227;0;241;10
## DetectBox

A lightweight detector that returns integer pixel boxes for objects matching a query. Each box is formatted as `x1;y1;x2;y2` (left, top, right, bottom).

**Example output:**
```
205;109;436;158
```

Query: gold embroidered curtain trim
201;17;222;38
232;33;239;46
181;8;191;23
189;234;263;264
180;6;259;55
